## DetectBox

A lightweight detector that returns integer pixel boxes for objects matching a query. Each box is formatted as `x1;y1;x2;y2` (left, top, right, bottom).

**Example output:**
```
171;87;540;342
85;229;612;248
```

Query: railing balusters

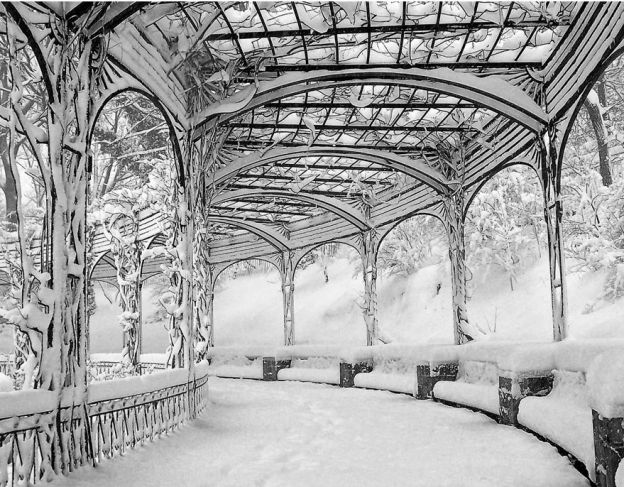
0;365;209;484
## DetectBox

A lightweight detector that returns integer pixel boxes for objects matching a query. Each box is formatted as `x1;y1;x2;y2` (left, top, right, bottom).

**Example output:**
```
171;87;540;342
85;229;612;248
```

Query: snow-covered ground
55;378;587;487
209;255;624;347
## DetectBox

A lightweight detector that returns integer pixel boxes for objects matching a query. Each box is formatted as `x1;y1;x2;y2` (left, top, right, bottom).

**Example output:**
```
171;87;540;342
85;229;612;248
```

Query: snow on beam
206;216;290;252
104;50;188;130
84;3;147;37
193;67;548;136
211;146;452;194
212;188;370;231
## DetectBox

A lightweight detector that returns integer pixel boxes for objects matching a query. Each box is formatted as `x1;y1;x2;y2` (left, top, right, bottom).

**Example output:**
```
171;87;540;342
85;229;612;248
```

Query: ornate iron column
280;250;296;346
103;212;143;371
359;230;379;346
540;126;568;341
193;227;215;360
443;192;472;344
2;4;108;472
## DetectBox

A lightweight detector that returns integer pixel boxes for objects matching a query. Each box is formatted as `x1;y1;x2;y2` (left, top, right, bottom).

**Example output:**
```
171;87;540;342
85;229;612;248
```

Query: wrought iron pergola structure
1;0;624;395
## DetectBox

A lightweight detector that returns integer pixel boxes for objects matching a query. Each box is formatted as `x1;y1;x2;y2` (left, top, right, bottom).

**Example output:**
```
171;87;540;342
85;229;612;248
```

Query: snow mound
617;459;624;487
0;373;13;392
587;350;624;418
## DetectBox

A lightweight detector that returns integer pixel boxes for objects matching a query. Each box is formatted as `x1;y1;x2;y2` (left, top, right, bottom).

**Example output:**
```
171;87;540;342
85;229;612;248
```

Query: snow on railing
89;353;167;381
0;361;209;485
0;355;14;377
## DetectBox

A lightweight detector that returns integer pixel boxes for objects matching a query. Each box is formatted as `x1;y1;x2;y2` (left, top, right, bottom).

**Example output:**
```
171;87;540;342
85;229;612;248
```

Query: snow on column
443;192;474;344
101;210;143;370
359;230;380;346
2;3;107;473
191;126;228;359
193;222;215;360
0;42;32;373
164;139;196;371
280;250;296;346
540;126;568;341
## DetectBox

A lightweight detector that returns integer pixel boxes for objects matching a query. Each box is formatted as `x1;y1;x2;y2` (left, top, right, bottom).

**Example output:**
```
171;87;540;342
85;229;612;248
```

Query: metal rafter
212;189;369;230
211;146;453;194
206;216;290;251
194;68;548;136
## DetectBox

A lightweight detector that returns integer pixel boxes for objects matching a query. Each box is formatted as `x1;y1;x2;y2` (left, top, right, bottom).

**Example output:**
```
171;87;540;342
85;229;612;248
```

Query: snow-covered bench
428;339;624;484
347;345;459;397
433;341;524;416
274;346;345;385
206;346;265;380
509;340;624;483
204;340;624;485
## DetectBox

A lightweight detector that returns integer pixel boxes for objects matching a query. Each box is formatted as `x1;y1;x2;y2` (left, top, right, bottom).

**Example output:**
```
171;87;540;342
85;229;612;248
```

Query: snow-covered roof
4;1;623;279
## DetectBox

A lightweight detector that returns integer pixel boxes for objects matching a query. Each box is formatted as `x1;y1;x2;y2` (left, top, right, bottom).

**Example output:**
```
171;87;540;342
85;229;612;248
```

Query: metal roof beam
194;68;548;135
212;188;369;231
211;146;452;194
228;123;477;132
203;20;569;41
206;216;290;251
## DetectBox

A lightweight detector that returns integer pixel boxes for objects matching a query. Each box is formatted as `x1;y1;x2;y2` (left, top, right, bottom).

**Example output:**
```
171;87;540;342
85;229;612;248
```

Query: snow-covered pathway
56;378;588;487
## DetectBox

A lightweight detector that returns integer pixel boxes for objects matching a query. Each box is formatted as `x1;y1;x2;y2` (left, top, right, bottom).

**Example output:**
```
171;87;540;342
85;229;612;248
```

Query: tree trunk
0;153;18;225
584;85;612;186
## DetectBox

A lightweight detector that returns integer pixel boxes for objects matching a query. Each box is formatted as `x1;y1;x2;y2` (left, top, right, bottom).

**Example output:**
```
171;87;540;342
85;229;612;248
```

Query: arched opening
465;164;551;341
293;242;364;345
558;51;624;339
89;279;123;354
213;259;283;346
377;215;452;344
0;38;47;389
139;273;172;355
87;89;175;368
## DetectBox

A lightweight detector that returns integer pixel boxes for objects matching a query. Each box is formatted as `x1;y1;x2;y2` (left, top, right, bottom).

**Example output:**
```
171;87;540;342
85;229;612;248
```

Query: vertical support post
360;230;379;346
206;268;215;348
443;192;472;344
593;410;624;487
540;127;568;341
180;141;196;372
104;212;143;371
2;8;106;472
280;250;295;346
163;142;195;371
193;229;215;361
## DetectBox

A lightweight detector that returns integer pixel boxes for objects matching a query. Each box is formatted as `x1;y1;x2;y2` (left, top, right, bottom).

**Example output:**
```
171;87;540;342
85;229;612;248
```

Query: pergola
1;0;624;397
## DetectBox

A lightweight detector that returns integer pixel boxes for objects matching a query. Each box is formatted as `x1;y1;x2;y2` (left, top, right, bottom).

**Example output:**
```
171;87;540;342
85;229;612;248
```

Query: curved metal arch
4;3;54;100
88;86;185;184
206;216;290;252
212;188;369;231
212;255;282;284
376;210;448;249
291;240;361;272
462;156;541;221
88;250;116;279
144;232;167;250
194;68;548;135
211;146;452;194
